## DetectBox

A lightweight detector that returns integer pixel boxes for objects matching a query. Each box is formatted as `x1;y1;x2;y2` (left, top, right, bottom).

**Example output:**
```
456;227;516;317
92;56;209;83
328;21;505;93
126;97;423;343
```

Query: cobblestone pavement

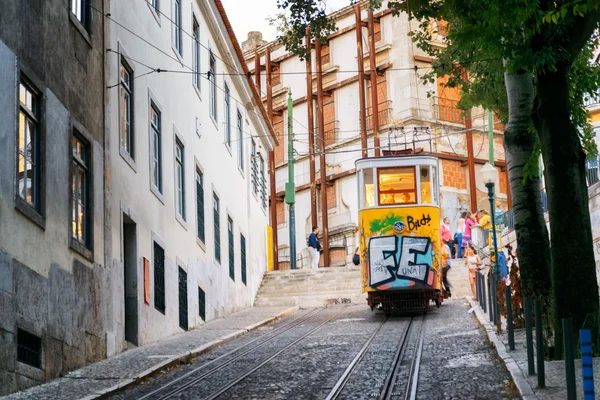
106;301;518;400
1;306;296;400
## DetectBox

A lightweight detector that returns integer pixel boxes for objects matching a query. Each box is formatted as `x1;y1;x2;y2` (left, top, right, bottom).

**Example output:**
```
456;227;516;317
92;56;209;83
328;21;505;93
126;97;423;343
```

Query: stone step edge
86;306;299;400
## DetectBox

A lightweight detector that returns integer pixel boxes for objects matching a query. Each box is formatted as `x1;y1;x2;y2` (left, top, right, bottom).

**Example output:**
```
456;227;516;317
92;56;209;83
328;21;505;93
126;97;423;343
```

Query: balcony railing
587;156;600;187
323;120;339;146
433;97;465;124
366;100;393;130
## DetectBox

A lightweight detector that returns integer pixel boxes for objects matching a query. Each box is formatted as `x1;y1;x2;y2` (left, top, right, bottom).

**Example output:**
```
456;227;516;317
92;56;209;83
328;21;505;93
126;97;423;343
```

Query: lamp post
481;162;501;329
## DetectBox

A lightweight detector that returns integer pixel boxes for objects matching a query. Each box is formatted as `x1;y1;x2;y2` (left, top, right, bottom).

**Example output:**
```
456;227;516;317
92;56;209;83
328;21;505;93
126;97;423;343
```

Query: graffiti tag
407;214;432;231
368;235;431;287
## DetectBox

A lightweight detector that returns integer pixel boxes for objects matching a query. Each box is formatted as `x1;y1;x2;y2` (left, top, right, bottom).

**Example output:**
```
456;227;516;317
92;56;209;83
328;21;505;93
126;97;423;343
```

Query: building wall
244;1;508;268
106;0;273;352
0;0;107;394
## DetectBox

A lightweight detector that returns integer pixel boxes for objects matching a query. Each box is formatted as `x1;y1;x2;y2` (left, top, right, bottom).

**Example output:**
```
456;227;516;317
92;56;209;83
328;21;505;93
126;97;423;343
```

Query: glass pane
420;166;433;204
363;168;375;207
18;112;26;174
378;167;416;205
431;167;438;205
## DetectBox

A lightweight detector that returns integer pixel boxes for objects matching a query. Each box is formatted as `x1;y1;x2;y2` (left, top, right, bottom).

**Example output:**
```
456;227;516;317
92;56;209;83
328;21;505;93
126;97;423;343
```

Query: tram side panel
359;206;442;294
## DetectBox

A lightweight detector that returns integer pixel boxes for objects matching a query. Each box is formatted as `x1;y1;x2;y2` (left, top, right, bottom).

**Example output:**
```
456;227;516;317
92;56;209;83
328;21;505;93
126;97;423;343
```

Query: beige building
243;0;510;270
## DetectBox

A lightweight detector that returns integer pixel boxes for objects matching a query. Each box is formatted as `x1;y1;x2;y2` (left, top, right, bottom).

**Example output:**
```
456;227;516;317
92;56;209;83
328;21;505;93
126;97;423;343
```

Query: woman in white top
465;246;482;297
455;212;466;258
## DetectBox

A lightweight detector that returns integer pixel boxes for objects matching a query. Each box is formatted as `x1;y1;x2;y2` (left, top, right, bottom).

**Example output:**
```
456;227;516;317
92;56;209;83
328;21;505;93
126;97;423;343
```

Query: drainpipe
305;30;318;229
315;38;330;268
266;47;279;270
254;51;261;95
368;10;380;157
355;5;368;159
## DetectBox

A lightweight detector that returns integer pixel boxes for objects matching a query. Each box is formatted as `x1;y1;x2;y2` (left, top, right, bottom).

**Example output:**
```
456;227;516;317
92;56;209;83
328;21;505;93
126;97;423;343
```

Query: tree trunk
503;70;551;299
533;65;600;358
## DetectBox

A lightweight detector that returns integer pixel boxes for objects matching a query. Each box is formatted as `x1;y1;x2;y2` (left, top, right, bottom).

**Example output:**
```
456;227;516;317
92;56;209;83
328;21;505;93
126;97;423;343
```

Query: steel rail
404;314;426;400
138;307;324;400
379;316;416;400
202;306;352;400
325;316;391;400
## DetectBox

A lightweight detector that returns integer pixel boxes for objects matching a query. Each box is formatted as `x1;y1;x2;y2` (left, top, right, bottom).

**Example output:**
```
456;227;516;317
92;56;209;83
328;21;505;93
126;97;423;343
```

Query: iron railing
584;90;600;107
366;100;393;130
323;119;339;146
433;97;464;124
587;156;600;187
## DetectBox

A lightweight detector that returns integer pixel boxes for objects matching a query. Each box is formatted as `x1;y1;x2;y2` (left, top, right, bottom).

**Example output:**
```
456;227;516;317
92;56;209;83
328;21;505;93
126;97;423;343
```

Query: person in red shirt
440;217;454;258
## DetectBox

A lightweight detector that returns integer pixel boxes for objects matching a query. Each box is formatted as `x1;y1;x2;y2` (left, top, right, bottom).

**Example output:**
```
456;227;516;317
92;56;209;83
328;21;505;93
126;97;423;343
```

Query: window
228;217;234;281
17;329;42;369
178;266;188;331
196;168;205;243
209;51;217;120
251;140;258;194
17;80;42;211
213;193;221;263
198;287;206;321
154;242;165;314
71;134;91;247
420;166;433;204
241;234;247;285
259;154;267;208
150;0;159;12
225;84;231;146
172;0;182;55
175;139;185;219
362;168;375;208
120;59;134;158
150;103;162;193
71;0;89;30
378;167;416;206
193;18;200;89
237;113;244;170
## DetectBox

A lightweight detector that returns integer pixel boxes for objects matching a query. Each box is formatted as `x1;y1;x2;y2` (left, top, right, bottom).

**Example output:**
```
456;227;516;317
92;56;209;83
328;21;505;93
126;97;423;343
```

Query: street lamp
481;162;501;328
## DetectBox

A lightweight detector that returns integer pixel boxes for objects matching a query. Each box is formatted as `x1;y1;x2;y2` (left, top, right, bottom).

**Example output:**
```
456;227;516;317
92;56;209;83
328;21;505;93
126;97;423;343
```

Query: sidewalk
2;306;297;400
469;297;600;400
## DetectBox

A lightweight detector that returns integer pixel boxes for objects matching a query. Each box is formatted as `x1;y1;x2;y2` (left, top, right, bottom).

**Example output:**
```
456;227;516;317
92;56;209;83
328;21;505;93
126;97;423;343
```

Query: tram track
136;307;325;400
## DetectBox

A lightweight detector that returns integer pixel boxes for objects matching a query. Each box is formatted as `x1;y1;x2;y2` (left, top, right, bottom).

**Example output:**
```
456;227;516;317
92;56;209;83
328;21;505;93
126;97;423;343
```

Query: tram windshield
378;167;416;205
364;168;375;207
420;166;433;204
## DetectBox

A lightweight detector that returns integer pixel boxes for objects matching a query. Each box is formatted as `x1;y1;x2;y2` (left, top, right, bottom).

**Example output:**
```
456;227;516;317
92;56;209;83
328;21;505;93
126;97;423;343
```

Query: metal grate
178;267;188;331
214;194;221;263
196;169;205;243
228;217;235;281
368;290;435;314
198;287;206;321
154;242;166;314
241;234;247;285
259;155;267;209
17;329;42;369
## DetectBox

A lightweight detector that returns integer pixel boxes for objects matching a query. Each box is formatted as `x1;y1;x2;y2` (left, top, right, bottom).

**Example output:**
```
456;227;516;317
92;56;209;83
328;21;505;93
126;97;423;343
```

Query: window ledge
238;167;245;177
211;116;219;130
193;84;202;102
69;237;94;262
224;143;232;156
15;197;45;230
171;46;184;66
196;237;206;251
147;3;161;26
119;147;137;172
175;213;188;231
69;13;92;48
150;184;165;205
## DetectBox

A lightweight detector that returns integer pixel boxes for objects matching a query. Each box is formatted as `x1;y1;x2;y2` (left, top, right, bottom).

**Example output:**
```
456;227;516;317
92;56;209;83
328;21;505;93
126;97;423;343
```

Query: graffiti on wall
368;235;432;287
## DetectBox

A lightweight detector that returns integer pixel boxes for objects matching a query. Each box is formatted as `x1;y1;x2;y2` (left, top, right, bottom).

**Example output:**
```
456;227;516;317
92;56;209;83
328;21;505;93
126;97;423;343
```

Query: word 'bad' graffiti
368;235;431;287
407;214;432;231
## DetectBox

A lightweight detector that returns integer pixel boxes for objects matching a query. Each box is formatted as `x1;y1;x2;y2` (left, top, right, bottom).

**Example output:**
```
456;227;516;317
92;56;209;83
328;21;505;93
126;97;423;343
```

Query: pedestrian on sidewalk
441;217;455;259
455;212;466;258
461;212;477;253
307;226;321;269
465;246;482;297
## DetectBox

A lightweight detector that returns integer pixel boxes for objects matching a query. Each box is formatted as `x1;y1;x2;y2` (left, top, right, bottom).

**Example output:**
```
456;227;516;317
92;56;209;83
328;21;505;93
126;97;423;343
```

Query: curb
94;306;298;399
467;298;538;400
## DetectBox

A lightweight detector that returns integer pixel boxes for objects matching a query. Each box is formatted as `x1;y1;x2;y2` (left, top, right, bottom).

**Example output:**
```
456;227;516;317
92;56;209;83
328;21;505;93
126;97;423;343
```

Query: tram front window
378;167;416;205
420;166;433;204
364;168;375;207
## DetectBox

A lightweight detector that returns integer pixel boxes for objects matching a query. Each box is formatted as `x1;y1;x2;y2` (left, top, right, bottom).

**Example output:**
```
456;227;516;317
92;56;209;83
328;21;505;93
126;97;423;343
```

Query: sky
220;0;349;43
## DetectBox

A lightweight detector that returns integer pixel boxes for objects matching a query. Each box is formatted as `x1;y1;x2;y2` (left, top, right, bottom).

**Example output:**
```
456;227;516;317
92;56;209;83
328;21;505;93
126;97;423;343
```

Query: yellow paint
266;225;274;271
359;206;442;293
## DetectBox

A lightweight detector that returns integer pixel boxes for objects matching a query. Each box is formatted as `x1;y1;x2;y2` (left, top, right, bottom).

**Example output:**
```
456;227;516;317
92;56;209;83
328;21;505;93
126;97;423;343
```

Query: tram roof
355;155;438;170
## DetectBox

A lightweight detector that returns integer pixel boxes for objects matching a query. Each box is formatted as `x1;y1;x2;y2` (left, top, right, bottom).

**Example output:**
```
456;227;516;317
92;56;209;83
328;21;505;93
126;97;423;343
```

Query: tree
274;0;600;356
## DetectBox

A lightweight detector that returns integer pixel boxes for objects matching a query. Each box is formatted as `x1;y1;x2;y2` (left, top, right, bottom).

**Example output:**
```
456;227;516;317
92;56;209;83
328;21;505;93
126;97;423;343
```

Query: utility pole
305;30;318;228
285;88;297;270
355;4;368;158
368;10;381;157
488;110;494;166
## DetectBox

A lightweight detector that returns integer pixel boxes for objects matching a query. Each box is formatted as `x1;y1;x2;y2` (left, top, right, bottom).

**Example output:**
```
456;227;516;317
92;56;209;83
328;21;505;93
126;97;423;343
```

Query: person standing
441;217;454;258
455;212;466;258
307;226;321;269
440;239;452;297
465;246;482;297
461;212;477;252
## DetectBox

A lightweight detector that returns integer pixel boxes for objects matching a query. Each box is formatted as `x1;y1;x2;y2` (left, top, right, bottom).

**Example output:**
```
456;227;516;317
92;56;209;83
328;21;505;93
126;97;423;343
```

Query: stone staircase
254;266;367;308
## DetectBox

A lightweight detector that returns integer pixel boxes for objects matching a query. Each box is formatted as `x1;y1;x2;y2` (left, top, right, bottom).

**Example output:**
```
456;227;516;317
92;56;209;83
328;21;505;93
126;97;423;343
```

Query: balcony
584;90;600;107
587;156;600;187
323;120;339;147
366;100;393;130
433;97;465;125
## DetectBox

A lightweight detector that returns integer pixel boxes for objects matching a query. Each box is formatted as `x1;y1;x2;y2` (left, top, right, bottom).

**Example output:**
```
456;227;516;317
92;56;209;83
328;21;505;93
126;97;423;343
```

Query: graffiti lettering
407;214;432;231
368;235;431;287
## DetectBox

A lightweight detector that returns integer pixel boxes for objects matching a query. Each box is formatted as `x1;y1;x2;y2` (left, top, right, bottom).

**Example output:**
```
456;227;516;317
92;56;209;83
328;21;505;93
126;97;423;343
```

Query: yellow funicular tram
356;154;446;313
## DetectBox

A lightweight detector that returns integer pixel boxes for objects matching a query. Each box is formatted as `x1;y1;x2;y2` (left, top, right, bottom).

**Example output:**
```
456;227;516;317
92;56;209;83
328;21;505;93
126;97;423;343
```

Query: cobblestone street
105;299;518;399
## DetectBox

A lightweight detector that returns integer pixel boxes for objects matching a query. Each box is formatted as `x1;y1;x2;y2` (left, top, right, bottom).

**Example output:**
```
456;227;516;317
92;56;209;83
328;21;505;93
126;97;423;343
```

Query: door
123;215;138;345
178;267;188;331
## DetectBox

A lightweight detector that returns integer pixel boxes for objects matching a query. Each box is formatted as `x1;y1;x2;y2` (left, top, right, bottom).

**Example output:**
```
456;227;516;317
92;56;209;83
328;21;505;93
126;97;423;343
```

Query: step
254;293;368;308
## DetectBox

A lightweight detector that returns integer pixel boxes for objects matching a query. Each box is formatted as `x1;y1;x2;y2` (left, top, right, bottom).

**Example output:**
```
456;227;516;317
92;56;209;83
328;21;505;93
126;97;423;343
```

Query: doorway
123;214;138;345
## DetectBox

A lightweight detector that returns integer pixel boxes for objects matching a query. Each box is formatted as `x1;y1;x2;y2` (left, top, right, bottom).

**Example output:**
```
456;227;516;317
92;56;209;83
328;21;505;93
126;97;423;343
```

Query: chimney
242;31;267;53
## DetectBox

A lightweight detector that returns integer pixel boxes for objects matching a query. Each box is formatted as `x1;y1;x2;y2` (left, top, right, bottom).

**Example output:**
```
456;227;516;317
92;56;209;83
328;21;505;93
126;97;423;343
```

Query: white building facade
106;0;275;351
